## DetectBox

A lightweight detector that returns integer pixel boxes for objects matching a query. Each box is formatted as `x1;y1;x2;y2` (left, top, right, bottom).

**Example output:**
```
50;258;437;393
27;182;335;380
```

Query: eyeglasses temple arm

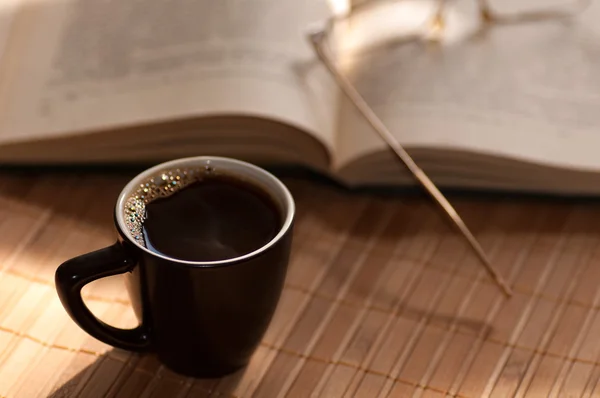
307;27;513;297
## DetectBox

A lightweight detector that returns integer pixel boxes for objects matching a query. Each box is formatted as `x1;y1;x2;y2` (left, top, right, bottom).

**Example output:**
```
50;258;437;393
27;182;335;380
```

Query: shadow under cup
55;157;295;378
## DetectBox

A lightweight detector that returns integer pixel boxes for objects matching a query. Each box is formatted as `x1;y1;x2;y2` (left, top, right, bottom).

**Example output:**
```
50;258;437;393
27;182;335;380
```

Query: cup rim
115;156;295;267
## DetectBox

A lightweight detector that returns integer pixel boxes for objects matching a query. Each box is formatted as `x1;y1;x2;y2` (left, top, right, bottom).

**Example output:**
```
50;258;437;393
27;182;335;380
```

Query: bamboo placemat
1;172;600;397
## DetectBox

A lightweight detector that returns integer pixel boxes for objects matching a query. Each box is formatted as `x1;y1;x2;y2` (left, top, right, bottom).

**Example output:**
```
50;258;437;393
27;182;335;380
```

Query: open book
1;0;600;194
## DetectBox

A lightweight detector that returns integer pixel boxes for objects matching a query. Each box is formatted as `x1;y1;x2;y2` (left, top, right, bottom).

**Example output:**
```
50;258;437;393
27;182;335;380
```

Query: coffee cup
55;156;295;378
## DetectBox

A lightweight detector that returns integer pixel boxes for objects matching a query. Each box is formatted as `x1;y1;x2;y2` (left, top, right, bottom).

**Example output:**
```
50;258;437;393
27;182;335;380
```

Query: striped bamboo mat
1;172;600;397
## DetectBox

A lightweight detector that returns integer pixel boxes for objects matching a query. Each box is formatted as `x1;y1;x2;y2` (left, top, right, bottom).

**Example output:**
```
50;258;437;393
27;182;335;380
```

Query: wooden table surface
0;170;600;398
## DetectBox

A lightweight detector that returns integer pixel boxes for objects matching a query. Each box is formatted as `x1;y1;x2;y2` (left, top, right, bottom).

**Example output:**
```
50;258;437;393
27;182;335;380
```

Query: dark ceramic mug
55;156;294;378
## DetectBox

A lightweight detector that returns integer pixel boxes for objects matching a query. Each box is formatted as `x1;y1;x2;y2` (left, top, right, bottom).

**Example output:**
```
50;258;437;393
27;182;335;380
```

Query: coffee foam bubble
123;165;216;247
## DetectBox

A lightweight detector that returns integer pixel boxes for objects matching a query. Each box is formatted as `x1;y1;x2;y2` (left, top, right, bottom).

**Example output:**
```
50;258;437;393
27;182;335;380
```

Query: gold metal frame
308;0;593;297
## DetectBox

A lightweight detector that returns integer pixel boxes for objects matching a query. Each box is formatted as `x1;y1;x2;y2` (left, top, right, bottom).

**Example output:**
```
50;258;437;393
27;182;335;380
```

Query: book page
0;0;339;154
334;0;600;174
0;0;20;65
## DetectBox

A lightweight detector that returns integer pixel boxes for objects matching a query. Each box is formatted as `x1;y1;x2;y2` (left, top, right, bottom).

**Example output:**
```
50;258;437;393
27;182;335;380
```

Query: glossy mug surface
55;157;295;378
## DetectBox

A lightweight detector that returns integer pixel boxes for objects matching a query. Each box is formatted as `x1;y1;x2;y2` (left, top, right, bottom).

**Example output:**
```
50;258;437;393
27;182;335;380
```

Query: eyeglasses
308;0;593;297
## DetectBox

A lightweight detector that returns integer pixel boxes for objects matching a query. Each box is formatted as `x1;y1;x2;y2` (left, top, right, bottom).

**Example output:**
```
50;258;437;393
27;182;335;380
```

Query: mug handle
55;242;151;351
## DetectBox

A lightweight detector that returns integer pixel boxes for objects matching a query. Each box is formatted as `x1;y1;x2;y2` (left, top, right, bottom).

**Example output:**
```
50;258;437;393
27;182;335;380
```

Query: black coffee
140;174;281;262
